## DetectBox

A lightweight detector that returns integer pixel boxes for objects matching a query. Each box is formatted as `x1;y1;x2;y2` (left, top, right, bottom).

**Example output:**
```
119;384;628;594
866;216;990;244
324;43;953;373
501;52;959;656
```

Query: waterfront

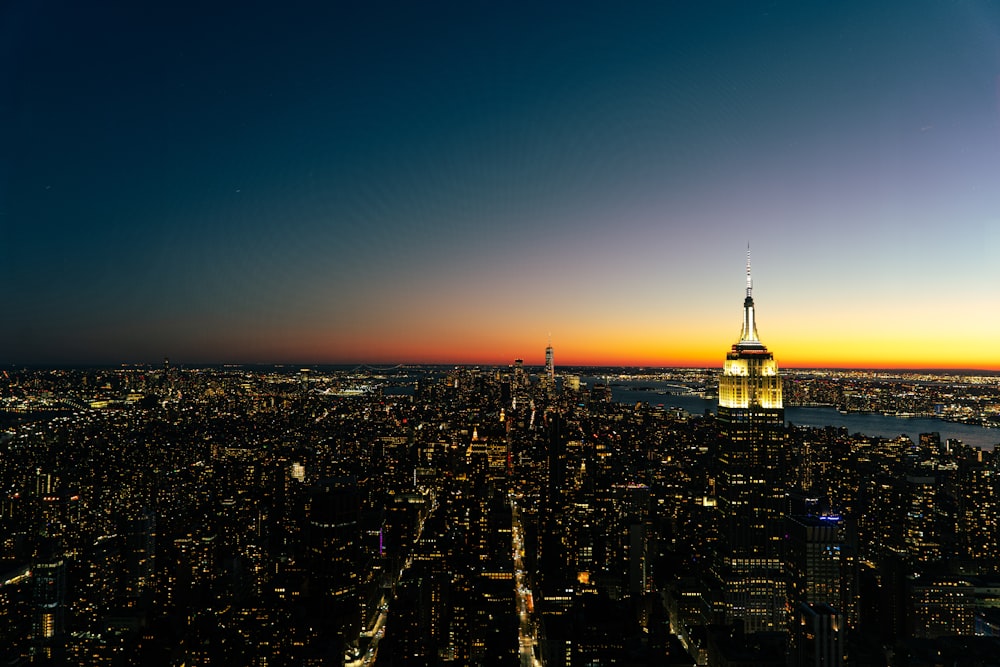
602;381;1000;451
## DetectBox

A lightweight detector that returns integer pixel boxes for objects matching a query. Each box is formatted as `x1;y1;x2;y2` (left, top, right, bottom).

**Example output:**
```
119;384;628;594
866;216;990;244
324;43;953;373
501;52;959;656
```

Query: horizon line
5;361;1000;375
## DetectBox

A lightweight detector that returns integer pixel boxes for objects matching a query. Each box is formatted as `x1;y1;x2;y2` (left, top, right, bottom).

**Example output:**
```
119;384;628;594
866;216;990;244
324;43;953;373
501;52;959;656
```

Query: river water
593;380;999;451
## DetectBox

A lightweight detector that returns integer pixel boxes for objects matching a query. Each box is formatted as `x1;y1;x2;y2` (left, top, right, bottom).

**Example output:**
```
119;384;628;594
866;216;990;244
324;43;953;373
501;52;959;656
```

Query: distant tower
545;338;554;384
716;247;787;632
513;358;527;388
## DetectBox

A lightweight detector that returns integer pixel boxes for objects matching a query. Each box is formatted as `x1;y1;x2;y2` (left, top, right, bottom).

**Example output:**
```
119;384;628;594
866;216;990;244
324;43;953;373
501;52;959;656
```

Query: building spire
739;245;761;346
746;243;753;300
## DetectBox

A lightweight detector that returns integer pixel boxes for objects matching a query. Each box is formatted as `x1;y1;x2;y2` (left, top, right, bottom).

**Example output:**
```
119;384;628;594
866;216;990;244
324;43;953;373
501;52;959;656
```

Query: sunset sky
3;1;999;369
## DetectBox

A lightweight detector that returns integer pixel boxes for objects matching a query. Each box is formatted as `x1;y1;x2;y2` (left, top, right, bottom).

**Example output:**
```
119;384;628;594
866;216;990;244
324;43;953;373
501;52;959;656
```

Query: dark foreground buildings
2;259;1000;665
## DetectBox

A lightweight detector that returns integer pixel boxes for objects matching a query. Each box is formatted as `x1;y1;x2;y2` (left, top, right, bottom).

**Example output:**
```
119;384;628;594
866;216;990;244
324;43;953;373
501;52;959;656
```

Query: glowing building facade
716;249;787;632
718;251;782;414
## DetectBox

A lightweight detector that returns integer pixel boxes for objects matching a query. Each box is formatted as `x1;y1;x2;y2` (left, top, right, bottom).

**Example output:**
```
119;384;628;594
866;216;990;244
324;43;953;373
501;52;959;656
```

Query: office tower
123;509;156;602
34;468;55;497
908;576;975;638
715;248;786;632
78;535;124;628
958;458;998;567
537;411;571;602
513;358;527;387
305;477;363;644
786;514;855;632
904;475;941;563
468;574;519;665
170;534;219;610
384;571;433;664
619;483;651;596
32;555;66;660
545;339;555;384
790;603;844;667
0;565;32;663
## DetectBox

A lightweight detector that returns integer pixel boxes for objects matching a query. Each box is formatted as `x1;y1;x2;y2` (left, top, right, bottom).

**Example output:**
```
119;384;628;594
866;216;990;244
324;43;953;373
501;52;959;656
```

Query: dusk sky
3;1;999;369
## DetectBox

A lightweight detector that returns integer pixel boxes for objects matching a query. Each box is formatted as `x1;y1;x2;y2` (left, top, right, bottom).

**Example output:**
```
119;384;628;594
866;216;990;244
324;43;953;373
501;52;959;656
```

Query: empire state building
715;249;787;633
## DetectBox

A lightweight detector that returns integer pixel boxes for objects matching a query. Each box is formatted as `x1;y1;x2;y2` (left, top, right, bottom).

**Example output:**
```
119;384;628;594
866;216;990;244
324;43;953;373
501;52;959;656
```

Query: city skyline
3;2;999;369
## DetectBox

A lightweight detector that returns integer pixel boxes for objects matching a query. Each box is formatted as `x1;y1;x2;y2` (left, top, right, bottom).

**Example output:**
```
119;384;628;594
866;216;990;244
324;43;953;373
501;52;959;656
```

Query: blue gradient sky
2;1;999;368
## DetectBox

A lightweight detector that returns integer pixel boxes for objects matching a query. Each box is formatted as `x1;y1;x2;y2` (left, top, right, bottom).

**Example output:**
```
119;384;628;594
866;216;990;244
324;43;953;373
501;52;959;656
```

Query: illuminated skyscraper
513;358;527;387
715;248;787;632
904;475;941;563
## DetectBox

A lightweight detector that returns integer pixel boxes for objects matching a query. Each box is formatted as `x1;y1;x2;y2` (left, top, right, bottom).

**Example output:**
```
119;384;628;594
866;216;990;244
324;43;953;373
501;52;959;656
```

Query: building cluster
2;265;1000;666
5;366;999;429
782;371;1000;426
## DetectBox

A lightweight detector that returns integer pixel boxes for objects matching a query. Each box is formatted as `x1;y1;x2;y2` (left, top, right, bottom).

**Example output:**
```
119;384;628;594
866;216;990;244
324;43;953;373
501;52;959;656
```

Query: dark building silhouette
305;476;364;650
790;602;843;667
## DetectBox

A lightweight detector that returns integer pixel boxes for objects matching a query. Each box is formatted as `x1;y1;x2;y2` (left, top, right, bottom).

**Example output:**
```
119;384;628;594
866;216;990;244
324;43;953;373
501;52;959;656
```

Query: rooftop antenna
738;244;761;345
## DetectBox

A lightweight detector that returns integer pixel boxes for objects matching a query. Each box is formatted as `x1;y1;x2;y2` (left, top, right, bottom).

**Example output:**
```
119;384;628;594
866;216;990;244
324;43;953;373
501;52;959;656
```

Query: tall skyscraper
545;339;555;384
32;555;66;660
786;515;852;630
304;477;364;646
904;474;941;563
715;248;787;632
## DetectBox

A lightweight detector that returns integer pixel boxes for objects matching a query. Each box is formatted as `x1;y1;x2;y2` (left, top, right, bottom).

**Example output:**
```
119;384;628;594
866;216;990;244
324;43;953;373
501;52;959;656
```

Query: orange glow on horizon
247;341;999;372
187;316;1000;372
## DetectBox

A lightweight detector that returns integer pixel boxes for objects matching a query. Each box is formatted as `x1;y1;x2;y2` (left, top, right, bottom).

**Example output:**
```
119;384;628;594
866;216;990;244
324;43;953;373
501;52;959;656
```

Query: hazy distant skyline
3;1;999;369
